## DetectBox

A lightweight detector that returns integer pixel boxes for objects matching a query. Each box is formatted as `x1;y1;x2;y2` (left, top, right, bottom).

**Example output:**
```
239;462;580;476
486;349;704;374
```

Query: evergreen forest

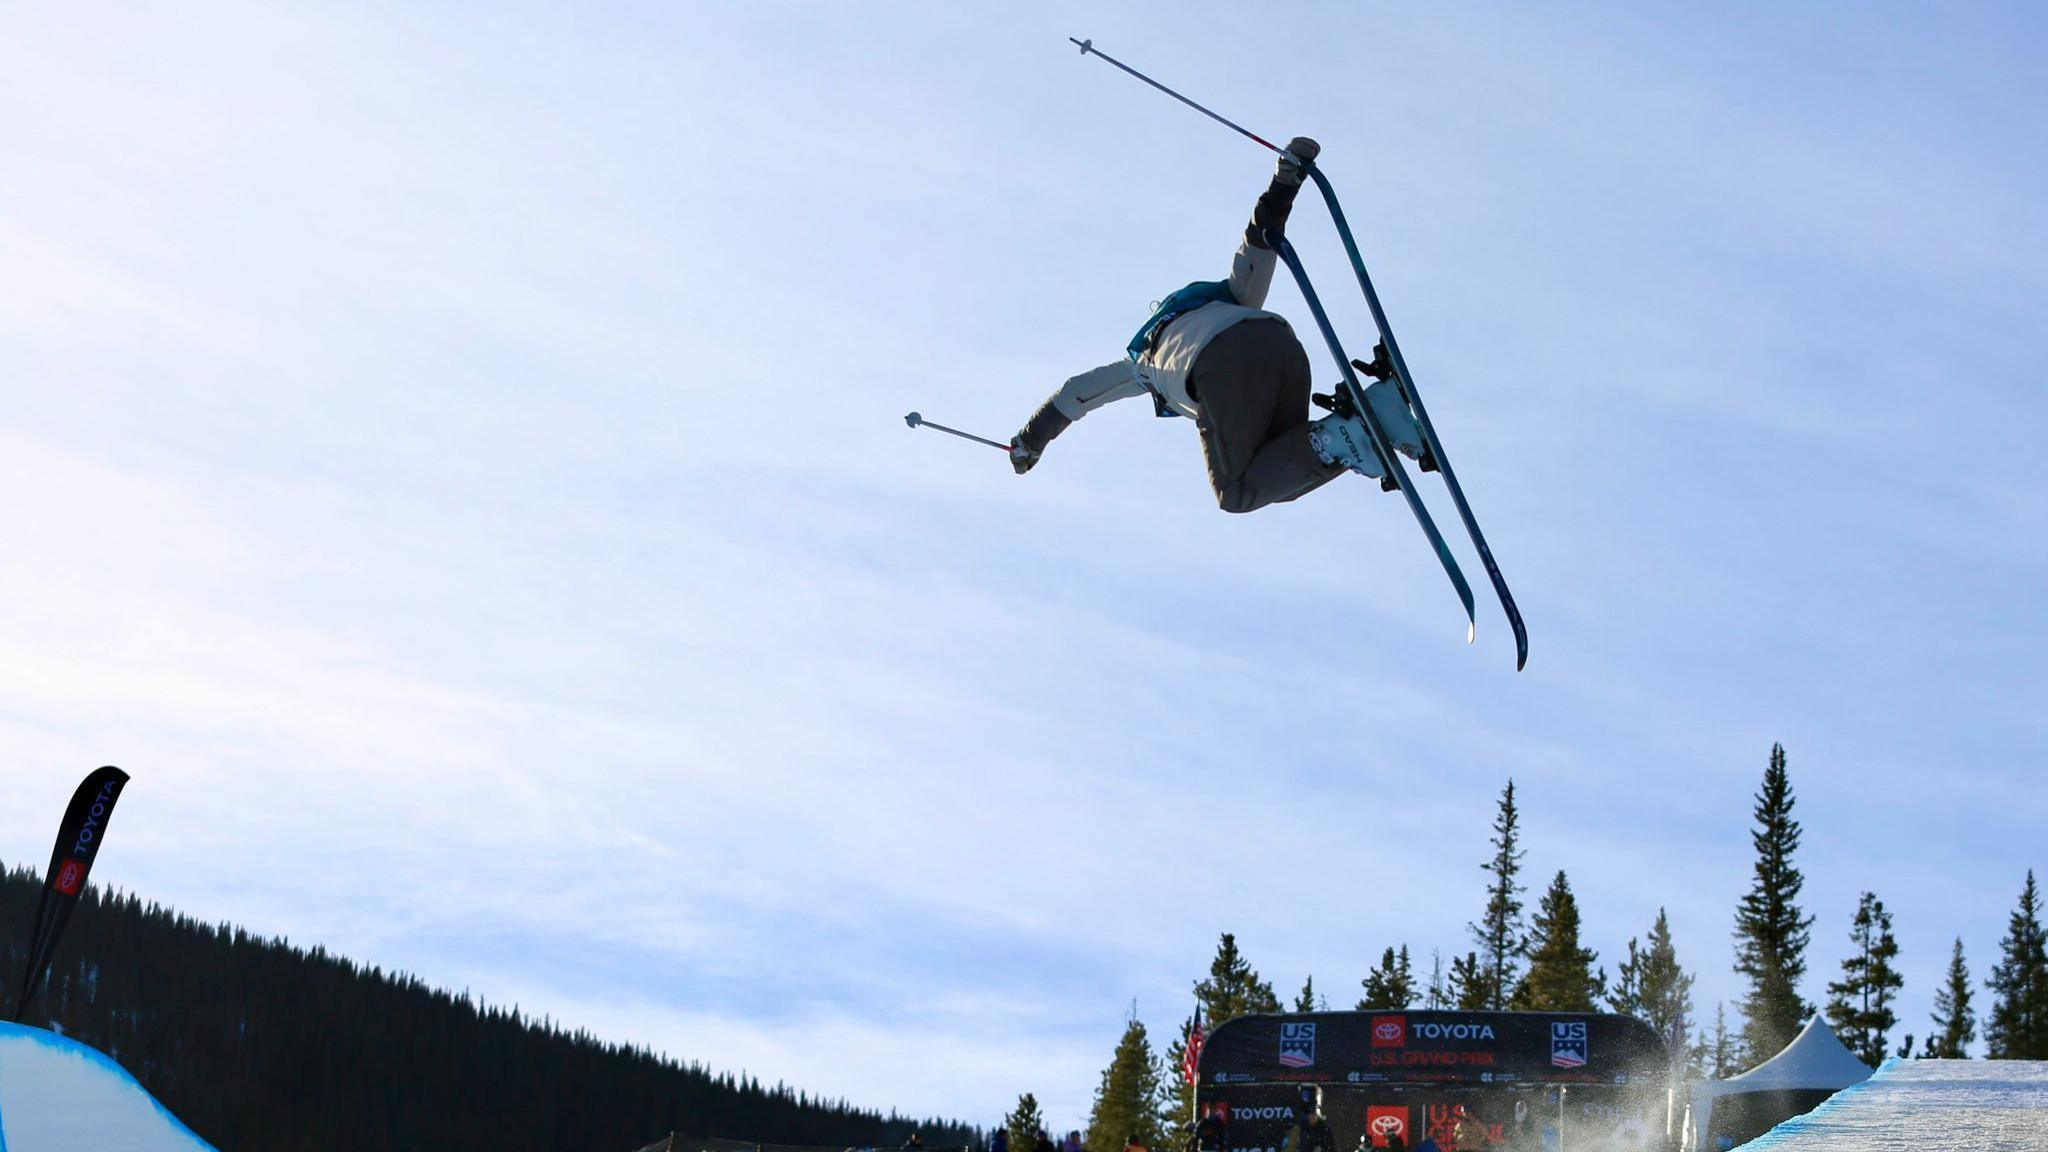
0;862;975;1152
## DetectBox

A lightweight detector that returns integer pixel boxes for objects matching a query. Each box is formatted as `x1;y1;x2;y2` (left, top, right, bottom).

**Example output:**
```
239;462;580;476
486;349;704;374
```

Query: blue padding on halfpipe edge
0;1021;215;1150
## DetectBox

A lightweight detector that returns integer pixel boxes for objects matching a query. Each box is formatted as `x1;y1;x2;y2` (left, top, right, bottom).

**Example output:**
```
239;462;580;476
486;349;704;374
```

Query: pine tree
1986;871;2048;1059
1612;909;1695;1079
1733;743;1815;1066
1160;935;1283;1148
1007;1093;1047;1152
1713;1002;1739;1078
1454;967;1489;1012
1469;778;1527;1011
1294;976;1321;1013
1085;1019;1163;1152
1159;1025;1196;1151
1644;910;1698;1077
1610;937;1644;1019
1358;946;1415;1010
1193;934;1281;1020
1449;952;1492;1011
1513;871;1602;1011
1927;937;1976;1058
1687;996;1736;1074
1824;892;1903;1067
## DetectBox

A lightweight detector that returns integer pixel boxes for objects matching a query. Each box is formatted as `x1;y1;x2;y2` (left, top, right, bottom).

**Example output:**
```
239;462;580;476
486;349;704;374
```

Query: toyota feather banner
13;766;129;1024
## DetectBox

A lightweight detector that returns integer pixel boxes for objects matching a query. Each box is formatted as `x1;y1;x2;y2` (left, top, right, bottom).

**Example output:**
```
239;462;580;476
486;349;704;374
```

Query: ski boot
1352;344;1437;473
1308;383;1390;489
1308;410;1386;486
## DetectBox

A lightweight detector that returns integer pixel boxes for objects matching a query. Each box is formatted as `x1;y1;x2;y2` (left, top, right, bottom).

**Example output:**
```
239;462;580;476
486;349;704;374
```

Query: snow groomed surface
1745;1057;2048;1151
0;1022;214;1151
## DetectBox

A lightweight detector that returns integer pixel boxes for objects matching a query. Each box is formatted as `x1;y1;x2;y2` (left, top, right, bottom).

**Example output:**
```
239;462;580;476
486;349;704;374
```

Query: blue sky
2;0;2043;1133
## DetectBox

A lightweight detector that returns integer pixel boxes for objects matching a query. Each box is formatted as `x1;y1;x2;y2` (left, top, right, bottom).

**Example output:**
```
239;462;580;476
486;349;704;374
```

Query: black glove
1251;137;1322;248
1012;401;1070;475
1010;437;1041;475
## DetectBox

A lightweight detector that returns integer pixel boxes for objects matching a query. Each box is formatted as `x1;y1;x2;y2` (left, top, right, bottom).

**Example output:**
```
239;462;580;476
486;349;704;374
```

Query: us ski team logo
1551;1021;1588;1069
1279;1022;1317;1068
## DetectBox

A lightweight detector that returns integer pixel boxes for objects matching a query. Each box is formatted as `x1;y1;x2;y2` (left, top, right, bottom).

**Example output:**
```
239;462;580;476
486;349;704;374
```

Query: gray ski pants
1190;318;1342;513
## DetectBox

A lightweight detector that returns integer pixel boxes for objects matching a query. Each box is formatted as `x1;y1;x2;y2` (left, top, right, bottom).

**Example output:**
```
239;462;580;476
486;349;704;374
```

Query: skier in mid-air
1007;137;1425;512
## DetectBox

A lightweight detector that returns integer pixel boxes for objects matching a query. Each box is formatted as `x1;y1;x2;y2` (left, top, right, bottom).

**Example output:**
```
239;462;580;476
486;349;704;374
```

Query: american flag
1181;1007;1205;1087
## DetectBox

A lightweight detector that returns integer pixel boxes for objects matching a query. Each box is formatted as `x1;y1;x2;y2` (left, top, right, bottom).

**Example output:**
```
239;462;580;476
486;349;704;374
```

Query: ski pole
904;412;1010;453
1069;38;1294;161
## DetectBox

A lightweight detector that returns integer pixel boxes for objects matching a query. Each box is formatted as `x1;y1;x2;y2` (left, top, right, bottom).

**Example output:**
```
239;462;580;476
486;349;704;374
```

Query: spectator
1287;1088;1334;1152
1193;1101;1229;1152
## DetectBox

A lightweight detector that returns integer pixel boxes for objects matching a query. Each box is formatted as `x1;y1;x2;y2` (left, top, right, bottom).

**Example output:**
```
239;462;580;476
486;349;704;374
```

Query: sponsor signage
1195;1011;1667;1089
53;860;86;896
1552;1021;1589;1069
1279;1022;1316;1068
1370;1016;1404;1048
14;766;130;1023
1410;1021;1495;1042
1193;1012;1669;1152
1365;1107;1407;1149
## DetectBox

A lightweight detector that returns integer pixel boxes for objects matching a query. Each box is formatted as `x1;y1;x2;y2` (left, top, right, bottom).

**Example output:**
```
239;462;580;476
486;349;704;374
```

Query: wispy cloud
2;0;2042;1131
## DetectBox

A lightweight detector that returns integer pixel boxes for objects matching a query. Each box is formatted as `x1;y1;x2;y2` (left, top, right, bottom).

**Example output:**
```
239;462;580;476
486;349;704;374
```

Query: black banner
1196;1012;1673;1152
13;765;129;1023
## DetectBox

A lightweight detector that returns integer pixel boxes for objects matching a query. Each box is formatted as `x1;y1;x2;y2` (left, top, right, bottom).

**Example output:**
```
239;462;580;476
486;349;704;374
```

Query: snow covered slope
1746;1057;2048;1151
0;1022;214;1151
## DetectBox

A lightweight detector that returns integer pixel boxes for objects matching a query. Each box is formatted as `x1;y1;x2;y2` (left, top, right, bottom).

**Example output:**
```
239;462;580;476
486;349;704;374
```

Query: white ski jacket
1049;234;1290;424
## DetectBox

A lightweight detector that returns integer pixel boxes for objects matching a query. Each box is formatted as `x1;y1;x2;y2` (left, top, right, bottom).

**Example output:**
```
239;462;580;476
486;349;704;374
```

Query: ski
1302;167;1529;670
1268;231;1478;647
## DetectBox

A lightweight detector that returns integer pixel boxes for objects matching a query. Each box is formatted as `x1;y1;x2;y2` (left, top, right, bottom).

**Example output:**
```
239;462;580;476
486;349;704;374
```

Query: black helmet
1299;1085;1322;1111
